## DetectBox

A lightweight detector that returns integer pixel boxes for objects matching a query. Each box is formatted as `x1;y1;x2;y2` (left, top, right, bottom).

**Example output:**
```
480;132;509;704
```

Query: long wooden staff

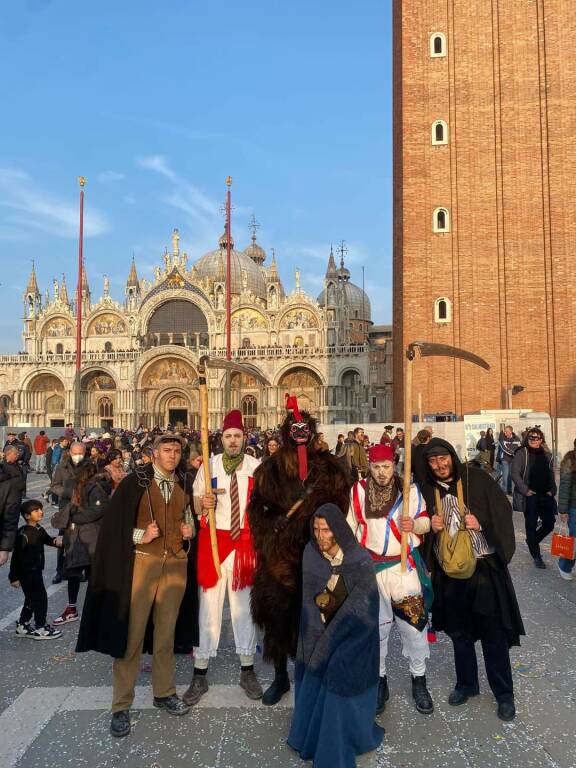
399;341;491;570
401;347;415;571
199;359;221;580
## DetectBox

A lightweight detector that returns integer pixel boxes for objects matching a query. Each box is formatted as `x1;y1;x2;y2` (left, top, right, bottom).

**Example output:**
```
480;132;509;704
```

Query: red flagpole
74;177;85;427
225;176;232;361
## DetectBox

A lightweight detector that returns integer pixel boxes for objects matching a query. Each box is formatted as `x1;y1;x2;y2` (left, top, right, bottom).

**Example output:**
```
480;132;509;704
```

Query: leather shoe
497;699;516;722
376;675;389;714
182;675;209;706
411;675;434;714
533;556;546;569
153;694;190;715
240;668;263;700
448;688;478;706
262;672;290;706
110;710;131;738
51;574;63;585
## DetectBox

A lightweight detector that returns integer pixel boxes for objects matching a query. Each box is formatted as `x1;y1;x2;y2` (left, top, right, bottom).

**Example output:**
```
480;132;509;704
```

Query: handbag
551;524;575;560
51;502;73;530
63;519;91;574
435;481;477;580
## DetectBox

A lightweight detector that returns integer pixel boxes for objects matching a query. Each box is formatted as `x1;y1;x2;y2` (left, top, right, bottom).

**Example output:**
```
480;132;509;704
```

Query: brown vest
135;478;187;557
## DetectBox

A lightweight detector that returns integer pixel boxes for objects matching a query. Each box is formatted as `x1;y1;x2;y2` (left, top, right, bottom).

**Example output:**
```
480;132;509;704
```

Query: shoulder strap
456;479;467;531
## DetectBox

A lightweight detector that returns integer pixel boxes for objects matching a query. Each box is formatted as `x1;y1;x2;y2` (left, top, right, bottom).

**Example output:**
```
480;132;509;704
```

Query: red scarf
197;476;255;591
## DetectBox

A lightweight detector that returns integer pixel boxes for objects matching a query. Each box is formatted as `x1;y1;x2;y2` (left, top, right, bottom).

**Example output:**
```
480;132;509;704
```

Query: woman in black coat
54;464;112;626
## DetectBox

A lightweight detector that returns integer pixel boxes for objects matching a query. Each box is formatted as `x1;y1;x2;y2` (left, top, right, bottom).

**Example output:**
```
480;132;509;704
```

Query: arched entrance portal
155;390;198;430
81;371;117;428
278;367;323;415
139;357;199;429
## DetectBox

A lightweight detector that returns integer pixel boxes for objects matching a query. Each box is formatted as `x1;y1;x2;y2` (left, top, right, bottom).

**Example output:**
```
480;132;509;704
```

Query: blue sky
0;0;392;353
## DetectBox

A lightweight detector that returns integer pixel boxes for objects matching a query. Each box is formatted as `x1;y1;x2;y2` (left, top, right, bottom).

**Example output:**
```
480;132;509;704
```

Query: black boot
377;675;389;714
411;675;434;714
262;668;290;706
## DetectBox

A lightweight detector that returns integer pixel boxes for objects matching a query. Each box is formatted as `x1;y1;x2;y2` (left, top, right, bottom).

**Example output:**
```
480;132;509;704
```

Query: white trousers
194;550;257;662
377;564;430;677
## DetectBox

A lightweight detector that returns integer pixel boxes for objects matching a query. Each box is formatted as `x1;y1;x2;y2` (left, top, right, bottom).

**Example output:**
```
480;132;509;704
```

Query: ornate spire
267;251;279;282
25;261;40;297
81;257;90;293
60;274;69;305
325;245;337;278
126;255;139;287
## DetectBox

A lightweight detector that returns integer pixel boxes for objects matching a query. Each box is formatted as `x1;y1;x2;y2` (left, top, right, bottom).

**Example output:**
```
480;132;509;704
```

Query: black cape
288;504;383;768
76;465;198;658
422;438;525;647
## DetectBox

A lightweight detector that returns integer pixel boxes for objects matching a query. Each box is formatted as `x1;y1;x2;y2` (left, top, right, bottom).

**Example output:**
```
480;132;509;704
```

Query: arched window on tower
433;207;450;233
430;33;447;58
434;297;452;324
432;120;448;145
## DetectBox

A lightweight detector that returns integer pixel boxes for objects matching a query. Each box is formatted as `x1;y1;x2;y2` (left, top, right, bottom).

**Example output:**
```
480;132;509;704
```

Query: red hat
222;409;244;433
368;444;395;463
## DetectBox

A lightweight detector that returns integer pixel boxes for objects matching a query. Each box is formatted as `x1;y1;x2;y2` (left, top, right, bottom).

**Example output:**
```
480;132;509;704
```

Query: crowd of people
0;412;574;768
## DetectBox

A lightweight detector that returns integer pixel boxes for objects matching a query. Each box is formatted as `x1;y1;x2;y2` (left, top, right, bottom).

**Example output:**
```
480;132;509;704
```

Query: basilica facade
0;227;378;430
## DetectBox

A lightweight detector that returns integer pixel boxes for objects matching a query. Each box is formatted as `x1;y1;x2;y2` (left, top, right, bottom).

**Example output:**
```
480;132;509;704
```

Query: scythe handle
401;350;414;572
199;365;221;580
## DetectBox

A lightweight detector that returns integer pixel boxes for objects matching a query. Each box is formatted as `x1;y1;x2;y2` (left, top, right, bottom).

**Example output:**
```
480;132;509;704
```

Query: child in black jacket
9;500;63;640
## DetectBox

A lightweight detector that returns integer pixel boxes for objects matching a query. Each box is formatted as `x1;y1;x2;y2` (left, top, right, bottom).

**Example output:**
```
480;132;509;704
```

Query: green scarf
222;452;244;475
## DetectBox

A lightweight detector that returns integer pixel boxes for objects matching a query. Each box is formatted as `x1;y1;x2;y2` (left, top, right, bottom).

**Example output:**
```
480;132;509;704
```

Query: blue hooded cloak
287;503;384;768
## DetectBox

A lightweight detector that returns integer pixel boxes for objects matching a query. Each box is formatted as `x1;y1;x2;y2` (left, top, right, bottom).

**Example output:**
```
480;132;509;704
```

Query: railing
0;351;141;364
211;344;368;358
0;343;367;365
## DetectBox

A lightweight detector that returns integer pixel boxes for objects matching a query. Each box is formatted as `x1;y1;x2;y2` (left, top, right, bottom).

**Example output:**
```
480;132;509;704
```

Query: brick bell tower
393;0;576;420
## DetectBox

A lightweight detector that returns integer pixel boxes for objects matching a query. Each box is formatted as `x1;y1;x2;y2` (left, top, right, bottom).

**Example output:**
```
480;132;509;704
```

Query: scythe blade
200;356;271;387
408;341;490;371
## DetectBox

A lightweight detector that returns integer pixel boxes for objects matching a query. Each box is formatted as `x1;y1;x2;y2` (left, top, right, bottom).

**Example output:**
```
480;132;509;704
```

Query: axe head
408;341;490;371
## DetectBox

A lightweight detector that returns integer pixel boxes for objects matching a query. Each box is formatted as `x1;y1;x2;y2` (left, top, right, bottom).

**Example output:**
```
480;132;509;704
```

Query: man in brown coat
77;434;196;738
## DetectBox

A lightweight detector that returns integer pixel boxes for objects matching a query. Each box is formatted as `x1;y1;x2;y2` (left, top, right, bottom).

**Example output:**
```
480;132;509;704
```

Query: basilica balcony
0;343;367;367
211;344;367;359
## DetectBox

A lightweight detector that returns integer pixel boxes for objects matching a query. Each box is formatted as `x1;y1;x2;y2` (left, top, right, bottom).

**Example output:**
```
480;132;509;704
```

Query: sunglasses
528;435;542;441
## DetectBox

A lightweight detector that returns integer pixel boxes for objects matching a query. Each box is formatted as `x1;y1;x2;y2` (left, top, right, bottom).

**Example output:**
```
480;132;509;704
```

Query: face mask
71;454;84;465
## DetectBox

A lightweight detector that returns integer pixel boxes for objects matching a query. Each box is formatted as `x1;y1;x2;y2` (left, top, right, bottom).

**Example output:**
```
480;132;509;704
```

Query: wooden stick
199;364;221;580
401;349;414;571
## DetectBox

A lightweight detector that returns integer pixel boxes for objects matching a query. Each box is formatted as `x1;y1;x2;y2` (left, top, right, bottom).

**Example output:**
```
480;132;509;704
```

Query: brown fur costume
248;411;351;665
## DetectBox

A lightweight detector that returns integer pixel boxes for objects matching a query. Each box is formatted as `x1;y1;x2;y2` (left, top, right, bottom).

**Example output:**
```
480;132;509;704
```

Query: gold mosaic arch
140;357;198;389
27;373;65;393
87;313;127;336
42;317;74;338
279;307;319;330
231;308;268;331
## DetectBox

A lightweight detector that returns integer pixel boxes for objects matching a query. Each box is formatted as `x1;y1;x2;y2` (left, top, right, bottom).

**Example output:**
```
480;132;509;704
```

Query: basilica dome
192;231;268;301
317;281;371;322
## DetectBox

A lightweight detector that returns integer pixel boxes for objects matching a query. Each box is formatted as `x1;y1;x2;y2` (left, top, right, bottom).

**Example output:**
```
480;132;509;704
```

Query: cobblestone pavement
0;472;575;768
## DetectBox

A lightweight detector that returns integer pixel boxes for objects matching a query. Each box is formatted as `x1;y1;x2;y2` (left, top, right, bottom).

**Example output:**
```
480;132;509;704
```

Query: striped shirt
435;483;495;559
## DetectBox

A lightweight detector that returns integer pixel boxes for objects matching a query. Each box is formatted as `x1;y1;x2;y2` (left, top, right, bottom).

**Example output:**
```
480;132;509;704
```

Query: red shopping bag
551;529;575;560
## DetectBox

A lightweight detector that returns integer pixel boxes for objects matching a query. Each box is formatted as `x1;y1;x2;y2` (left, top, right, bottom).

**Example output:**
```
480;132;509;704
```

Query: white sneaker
15;622;34;638
558;563;573;581
31;624;63;640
